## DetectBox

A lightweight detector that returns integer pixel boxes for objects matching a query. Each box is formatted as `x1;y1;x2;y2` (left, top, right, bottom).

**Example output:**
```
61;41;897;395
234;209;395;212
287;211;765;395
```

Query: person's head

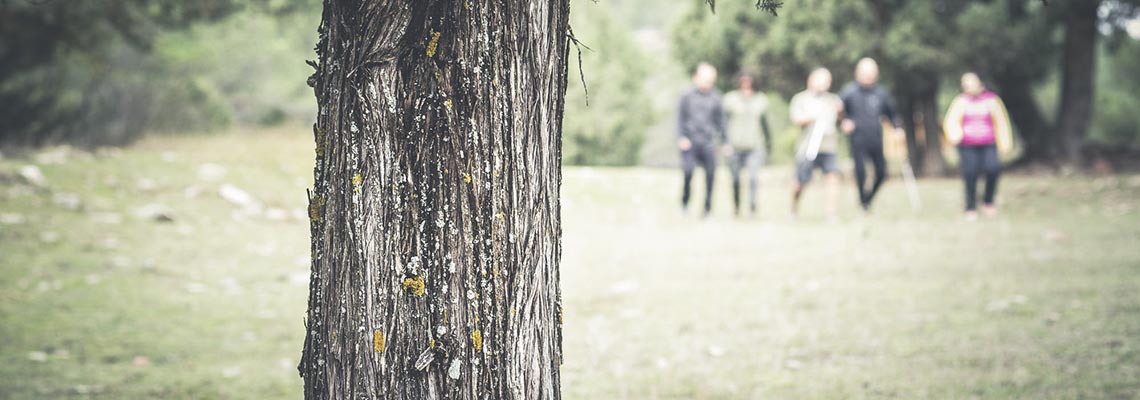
960;72;985;96
693;62;718;91
736;72;756;92
807;67;832;93
855;57;879;87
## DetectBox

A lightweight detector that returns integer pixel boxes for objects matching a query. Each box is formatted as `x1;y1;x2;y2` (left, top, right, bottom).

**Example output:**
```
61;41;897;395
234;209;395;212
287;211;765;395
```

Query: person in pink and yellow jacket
943;72;1013;220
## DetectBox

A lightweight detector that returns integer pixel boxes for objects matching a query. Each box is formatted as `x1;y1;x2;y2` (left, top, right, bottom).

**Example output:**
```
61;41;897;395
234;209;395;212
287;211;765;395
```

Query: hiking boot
965;210;979;221
981;204;997;217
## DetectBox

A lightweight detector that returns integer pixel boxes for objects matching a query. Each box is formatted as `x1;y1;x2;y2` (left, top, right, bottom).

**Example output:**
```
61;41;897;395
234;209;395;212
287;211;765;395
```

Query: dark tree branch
705;0;783;16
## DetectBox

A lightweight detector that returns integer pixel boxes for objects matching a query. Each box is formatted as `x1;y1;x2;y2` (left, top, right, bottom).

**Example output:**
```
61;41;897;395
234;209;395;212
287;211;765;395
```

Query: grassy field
2;130;1139;399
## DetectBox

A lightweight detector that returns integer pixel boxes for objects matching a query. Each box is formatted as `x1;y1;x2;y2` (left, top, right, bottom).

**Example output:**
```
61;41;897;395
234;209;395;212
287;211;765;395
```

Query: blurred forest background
2;0;1138;172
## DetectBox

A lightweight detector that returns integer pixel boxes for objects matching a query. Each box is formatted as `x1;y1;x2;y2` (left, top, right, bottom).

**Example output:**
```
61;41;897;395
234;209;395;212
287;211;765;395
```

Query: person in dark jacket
839;58;904;212
677;62;728;217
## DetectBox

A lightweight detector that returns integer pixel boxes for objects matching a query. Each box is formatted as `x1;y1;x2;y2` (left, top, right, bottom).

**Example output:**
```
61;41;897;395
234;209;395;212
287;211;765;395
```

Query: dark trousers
959;144;1001;211
681;145;716;213
851;140;887;208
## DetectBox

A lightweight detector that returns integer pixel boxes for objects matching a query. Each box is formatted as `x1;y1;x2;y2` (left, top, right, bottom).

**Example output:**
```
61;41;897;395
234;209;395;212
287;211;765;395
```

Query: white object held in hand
900;153;922;211
803;119;828;162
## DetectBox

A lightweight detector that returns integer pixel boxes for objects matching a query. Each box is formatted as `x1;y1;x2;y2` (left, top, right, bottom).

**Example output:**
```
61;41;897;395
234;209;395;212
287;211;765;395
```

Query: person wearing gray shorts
796;153;839;185
789;68;843;219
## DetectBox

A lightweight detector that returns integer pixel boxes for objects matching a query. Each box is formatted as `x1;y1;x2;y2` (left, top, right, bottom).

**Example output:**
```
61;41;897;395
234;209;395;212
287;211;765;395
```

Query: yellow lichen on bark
373;330;385;353
314;127;326;157
308;196;326;222
402;276;425;296
471;329;483;352
426;31;442;57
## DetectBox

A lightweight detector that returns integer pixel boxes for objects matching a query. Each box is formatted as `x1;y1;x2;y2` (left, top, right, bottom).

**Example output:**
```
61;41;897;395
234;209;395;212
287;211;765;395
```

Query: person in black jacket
677;62;728;217
839;58;904;212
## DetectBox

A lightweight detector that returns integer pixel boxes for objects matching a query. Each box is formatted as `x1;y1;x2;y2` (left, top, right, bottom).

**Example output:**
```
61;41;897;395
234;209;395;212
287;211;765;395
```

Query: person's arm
990;96;1014;155
839;86;856;134
790;95;814;127
942;96;966;146
760;114;773;156
676;94;690;140
715;97;728;145
881;88;903;129
676;93;693;150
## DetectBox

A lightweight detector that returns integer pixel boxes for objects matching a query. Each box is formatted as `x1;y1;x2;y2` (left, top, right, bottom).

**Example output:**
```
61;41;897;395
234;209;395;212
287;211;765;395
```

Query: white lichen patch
447;358;462;380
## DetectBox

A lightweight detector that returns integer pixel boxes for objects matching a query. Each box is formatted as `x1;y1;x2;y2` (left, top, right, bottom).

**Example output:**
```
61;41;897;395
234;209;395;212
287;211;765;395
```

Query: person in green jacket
722;72;773;216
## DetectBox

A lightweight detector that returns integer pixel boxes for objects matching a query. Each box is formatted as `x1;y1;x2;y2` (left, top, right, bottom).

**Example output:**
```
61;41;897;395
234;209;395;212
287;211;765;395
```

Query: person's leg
981;145;1001;214
746;149;762;214
958;145;980;212
792;159;812;216
728;151;744;215
850;141;869;208
699;145;717;215
820;154;840;219
681;149;696;211
866;142;888;207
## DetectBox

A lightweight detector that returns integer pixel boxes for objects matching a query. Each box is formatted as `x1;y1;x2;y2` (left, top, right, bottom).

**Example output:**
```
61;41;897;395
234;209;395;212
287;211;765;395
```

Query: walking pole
900;154;921;210
804;120;827;162
894;130;922;211
884;124;921;213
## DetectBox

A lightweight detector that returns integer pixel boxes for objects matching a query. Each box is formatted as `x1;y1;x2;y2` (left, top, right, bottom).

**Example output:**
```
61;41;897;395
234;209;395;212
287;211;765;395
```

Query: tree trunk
900;93;924;175
898;77;947;177
993;74;1053;163
916;89;948;176
1055;0;1099;166
988;0;1056;165
299;2;569;399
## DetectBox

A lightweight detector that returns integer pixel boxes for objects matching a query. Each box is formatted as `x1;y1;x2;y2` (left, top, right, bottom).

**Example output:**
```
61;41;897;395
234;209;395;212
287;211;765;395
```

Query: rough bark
899;78;948;177
1054;0;1099;165
992;0;1102;167
299;1;569;399
900;94;922;173
918;94;947;176
994;74;1053;163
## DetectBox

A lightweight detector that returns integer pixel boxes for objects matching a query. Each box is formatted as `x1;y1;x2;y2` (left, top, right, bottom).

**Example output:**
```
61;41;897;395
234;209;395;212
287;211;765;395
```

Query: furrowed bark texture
299;1;569;399
1055;0;1098;165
